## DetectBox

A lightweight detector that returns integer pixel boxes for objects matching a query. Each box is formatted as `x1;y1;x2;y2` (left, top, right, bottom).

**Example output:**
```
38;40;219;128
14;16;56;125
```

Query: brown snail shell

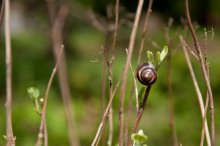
136;63;157;86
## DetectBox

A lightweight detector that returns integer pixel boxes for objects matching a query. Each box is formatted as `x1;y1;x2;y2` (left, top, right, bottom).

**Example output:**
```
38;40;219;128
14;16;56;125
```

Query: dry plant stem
125;1;154;144
132;86;151;131
185;4;214;146
107;2;119;145
180;36;211;146
5;0;15;145
167;54;178;146
185;1;215;145
101;31;112;146
91;77;122;146
137;0;153;64
119;0;144;145
200;93;210;146
86;9;107;33
111;0;119;55
100;67;106;115
200;57;210;146
35;47;63;146
165;24;179;146
46;1;80;146
126;85;152;146
100;7;115;144
0;0;5;26
124;84;136;146
124;52;139;145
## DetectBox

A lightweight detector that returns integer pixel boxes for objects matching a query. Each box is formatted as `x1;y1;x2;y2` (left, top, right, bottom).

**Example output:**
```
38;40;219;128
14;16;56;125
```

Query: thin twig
91;75;122;146
180;36;211;146
132;85;151;133
107;1;120;145
200;39;210;146
86;9;107;33
46;1;80;145
200;92;210;146
0;0;5;26
119;0;144;145
111;0;119;56
165;21;179;146
125;0;154;145
185;43;199;60
5;0;15;145
35;46;64;146
185;1;215;145
137;0;153;65
99;5;117;145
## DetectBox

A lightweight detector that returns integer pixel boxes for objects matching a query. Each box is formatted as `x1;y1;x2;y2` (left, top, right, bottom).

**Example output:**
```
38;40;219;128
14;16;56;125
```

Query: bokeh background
0;0;220;145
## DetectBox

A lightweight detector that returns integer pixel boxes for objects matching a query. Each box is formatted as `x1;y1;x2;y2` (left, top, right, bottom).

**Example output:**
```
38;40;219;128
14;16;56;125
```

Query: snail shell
136;63;157;86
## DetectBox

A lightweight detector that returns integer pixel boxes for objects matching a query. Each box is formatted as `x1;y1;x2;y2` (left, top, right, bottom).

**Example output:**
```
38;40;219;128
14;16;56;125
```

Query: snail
136;63;157;86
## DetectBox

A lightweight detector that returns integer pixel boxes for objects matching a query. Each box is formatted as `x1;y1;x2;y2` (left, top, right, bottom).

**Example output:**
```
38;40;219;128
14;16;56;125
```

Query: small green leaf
131;129;148;144
159;46;168;63
146;51;154;65
27;87;40;100
156;51;161;66
3;135;7;140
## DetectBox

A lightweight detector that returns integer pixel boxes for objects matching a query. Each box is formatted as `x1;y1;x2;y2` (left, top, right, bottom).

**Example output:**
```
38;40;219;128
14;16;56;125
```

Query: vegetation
0;0;220;146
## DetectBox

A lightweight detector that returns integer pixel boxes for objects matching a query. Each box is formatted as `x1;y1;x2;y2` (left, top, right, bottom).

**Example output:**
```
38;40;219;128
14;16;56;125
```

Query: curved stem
127;85;152;146
185;1;215;145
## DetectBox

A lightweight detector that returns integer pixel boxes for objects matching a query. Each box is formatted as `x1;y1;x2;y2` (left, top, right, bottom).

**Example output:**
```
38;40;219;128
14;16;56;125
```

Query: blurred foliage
0;0;220;146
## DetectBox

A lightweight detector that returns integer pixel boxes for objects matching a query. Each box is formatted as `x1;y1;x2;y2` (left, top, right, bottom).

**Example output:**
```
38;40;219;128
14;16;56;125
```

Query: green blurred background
0;0;220;145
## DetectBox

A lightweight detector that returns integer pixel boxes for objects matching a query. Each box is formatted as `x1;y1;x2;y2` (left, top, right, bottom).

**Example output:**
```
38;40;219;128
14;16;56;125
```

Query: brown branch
200;34;210;146
91;75;122;146
86;9;108;33
107;2;119;145
96;3;120;145
125;0;154;145
126;85;152;146
124;49;139;146
180;36;211;146
111;0;119;57
200;92;210;146
100;23;112;146
164;20;179;146
0;0;5;26
46;2;80;146
185;1;215;145
131;85;151;133
35;46;63;146
118;0;144;145
137;0;153;65
4;0;15;145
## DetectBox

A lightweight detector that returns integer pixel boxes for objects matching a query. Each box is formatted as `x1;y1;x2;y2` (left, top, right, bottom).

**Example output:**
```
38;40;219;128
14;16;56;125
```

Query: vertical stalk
180;36;211;146
46;1;80;145
185;1;215;145
35;47;63;146
5;0;15;145
125;1;154;144
118;0;144;145
167;48;179;146
164;21;179;146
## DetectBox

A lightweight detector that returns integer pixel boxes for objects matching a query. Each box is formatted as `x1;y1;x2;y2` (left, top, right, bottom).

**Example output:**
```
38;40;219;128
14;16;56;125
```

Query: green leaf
27;87;40;100
159;46;168;64
156;51;161;66
131;129;148;144
146;51;154;65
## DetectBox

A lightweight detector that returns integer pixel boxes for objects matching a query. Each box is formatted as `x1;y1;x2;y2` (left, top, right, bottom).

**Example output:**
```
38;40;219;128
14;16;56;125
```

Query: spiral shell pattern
136;63;157;86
